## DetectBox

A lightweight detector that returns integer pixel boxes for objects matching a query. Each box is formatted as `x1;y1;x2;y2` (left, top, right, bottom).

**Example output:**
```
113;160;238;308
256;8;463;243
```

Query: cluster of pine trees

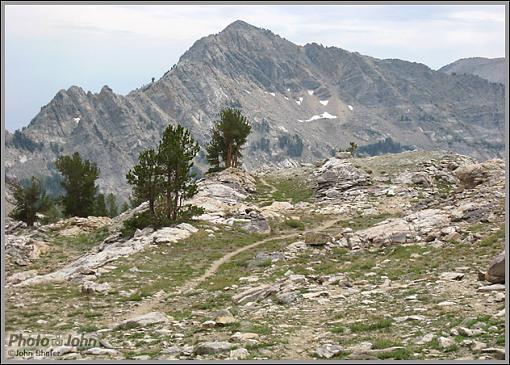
12;107;253;232
10;152;127;226
123;108;252;236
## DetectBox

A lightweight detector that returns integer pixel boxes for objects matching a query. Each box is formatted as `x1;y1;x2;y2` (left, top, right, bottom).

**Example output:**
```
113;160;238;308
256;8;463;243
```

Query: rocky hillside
439;57;506;84
5;21;505;199
4;151;505;360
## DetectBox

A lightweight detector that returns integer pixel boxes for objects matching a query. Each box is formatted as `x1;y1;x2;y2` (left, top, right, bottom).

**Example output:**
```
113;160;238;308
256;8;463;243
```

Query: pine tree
157;124;200;221
55;152;99;217
106;193;118;218
121;201;130;213
94;193;108;216
10;176;51;226
347;141;358;156
126;148;162;215
206;108;251;170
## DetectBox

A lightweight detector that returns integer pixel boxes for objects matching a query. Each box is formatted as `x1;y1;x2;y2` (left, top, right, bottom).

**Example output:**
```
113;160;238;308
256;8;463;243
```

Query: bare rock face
314;157;371;198
485;251;505;284
439;57;505;84
189;167;270;234
41;216;113;236
5;21;504;200
455;159;505;189
5;235;50;266
455;164;490;189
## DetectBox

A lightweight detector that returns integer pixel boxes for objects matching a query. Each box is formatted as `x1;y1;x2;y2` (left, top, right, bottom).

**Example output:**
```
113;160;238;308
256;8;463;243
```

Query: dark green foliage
21;172;63;198
9;130;43;152
339;141;358;156
55;152;99;217
158;124;201;220
357;137;414;157
121;205;204;238
94;193;108;216
38;200;63;225
121;202;130;213
10;177;51;226
206;108;251;169
127;149;162;215
278;134;304;157
347;141;358;156
125;124;204;234
106;193;118;218
121;211;155;238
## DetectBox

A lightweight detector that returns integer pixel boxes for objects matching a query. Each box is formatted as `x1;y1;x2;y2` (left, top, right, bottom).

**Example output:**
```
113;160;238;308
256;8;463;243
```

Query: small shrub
285;219;305;230
121;206;204;238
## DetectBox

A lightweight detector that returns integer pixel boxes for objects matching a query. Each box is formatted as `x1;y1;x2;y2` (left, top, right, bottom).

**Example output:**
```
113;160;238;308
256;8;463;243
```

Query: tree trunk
166;171;172;219
149;199;155;215
226;143;233;168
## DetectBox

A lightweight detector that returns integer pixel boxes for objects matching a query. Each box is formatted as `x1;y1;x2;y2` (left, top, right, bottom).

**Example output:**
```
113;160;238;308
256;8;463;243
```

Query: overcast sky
4;4;506;131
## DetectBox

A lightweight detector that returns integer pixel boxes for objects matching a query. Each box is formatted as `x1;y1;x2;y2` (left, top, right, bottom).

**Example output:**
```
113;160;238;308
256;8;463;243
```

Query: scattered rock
438;336;455;349
481;347;505;360
457;327;473;337
194;341;233;355
439;272;465;281
116;312;169;329
229;348;249;360
81;281;111;294
314;344;342;359
484;251;505;284
82;348;119;356
231;332;260;342
477;284;505;292
214;310;236;326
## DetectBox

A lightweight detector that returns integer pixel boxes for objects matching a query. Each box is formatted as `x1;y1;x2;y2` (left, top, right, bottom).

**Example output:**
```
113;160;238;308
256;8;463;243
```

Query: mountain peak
221;20;259;33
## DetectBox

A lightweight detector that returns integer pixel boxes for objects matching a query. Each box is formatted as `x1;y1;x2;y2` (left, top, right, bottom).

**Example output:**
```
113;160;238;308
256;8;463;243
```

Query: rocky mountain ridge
5;20;505;199
439;57;506;84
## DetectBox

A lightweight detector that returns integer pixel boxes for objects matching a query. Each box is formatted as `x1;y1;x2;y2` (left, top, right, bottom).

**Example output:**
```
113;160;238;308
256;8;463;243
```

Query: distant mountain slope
5;20;505;199
439;57;506;84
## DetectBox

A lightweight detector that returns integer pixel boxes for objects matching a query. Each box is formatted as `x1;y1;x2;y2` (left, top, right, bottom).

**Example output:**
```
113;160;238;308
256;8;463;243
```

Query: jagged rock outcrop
5;21;505;200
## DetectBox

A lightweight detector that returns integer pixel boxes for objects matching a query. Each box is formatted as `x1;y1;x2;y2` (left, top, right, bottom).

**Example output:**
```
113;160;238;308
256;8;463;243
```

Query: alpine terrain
4;20;506;200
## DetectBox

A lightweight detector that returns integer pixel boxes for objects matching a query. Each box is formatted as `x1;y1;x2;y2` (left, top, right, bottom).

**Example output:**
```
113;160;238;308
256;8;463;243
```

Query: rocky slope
4;150;506;360
5;21;505;199
439;57;506;84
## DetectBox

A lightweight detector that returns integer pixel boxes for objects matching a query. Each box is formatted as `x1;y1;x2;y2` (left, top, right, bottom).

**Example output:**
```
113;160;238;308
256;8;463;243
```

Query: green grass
435;178;453;195
349;318;393;333
330;325;348;334
84;311;103;319
337;213;396;231
285;219;305;230
78;323;99;333
198;236;295;291
191;292;232;310
478;225;505;247
100;224;268;297
372;338;402;349
243;324;272;335
262;176;314;204
376;347;413;360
